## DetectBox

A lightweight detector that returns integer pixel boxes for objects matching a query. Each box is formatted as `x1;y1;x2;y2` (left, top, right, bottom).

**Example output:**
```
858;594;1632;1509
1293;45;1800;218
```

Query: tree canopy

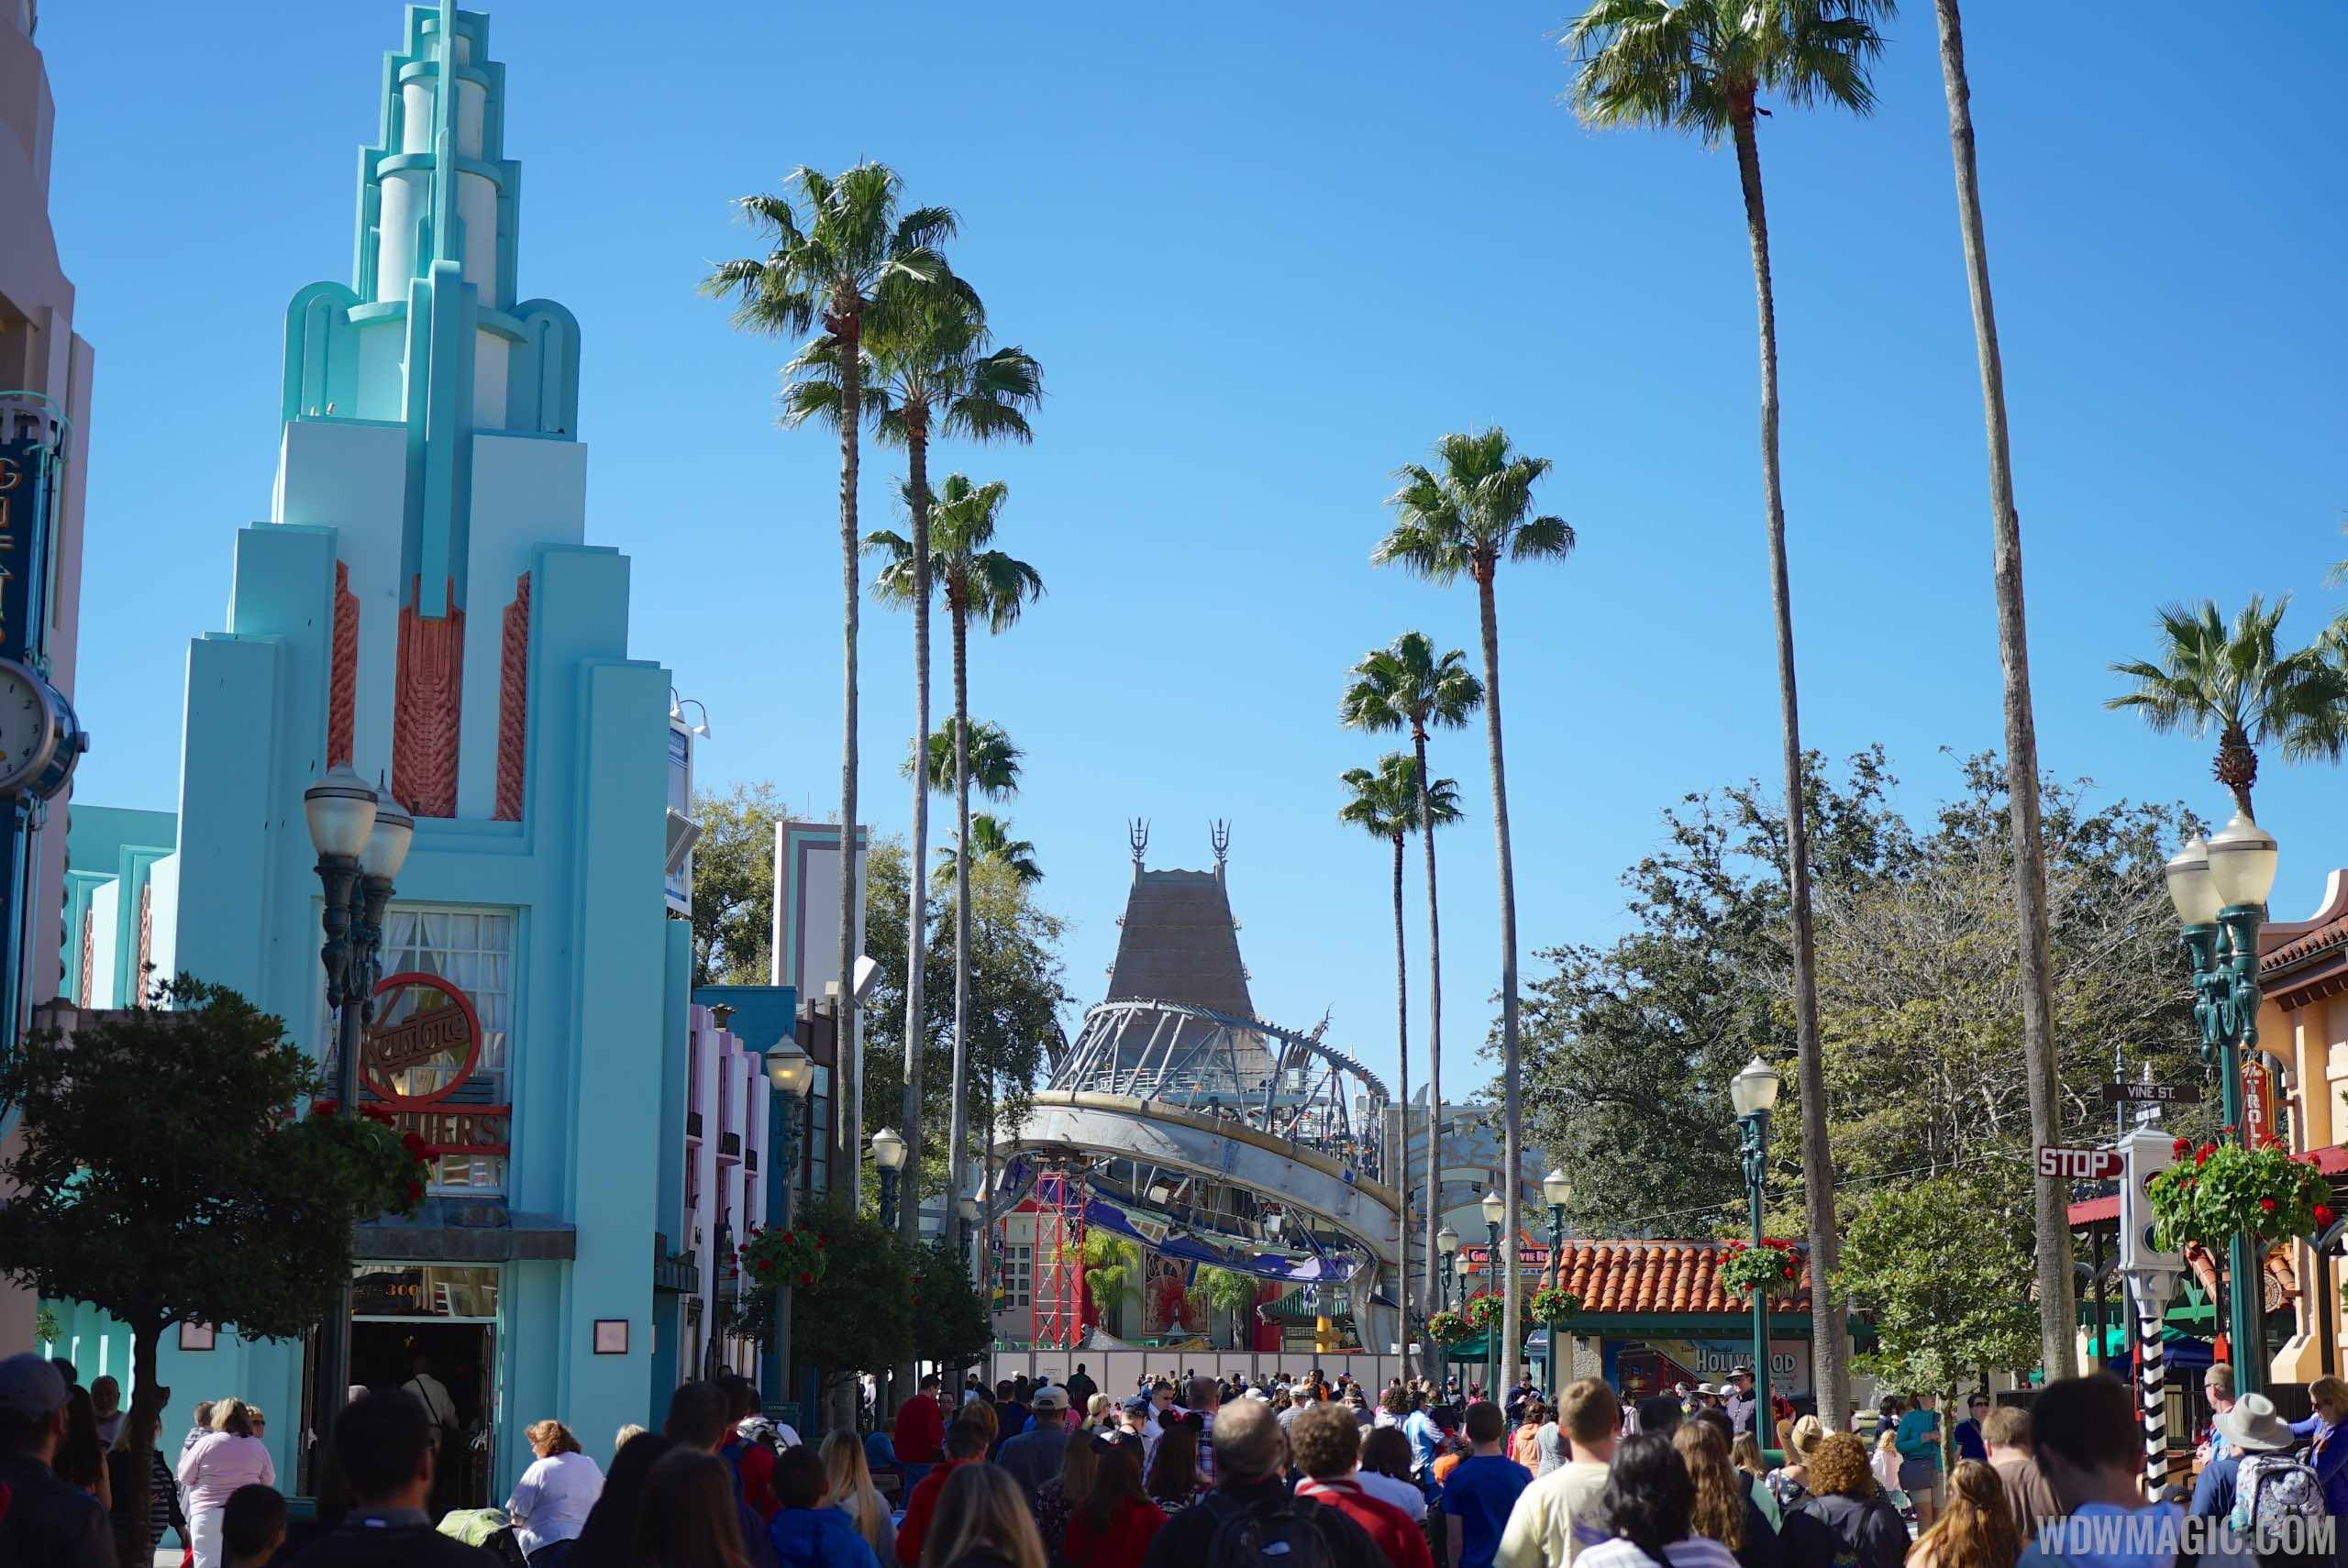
689;781;796;987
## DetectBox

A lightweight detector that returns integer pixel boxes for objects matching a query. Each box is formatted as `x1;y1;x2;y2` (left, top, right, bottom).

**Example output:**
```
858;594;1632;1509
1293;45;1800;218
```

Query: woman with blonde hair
507;1418;604;1565
920;1461;1047;1568
1767;1415;1823;1512
1673;1420;1777;1568
1907;1459;2021;1568
820;1429;897;1563
176;1398;274;1568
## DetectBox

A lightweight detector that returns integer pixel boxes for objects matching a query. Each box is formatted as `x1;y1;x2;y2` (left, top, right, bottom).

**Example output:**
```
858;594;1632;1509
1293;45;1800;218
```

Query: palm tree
1373;427;1574;1397
1340;632;1483;1359
2108;596;2348;818
703;163;953;1180
867;473;1044;1219
904;718;1024;801
791;290;1042;1243
938;813;1042;888
1562;0;1890;1429
1339;754;1462;1376
1078;1231;1143;1333
1196;1264;1261;1350
1927;0;2077;1380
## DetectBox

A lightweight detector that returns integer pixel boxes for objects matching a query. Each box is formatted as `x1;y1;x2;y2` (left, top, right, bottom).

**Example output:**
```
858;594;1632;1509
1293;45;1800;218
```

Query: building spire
1128;818;1149;882
428;0;461;267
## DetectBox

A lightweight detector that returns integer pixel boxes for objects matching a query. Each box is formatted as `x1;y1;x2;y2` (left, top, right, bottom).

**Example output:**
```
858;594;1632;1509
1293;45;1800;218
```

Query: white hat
2217;1393;2296;1454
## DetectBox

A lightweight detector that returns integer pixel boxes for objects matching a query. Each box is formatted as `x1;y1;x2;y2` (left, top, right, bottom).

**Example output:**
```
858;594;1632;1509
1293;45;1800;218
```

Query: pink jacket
177;1431;275;1513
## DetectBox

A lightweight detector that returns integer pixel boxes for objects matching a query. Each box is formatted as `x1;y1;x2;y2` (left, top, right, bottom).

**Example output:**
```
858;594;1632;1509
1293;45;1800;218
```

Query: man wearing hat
0;1351;119;1564
1119;1392;1161;1469
996;1382;1072;1508
1723;1368;1758;1439
2188;1391;2297;1527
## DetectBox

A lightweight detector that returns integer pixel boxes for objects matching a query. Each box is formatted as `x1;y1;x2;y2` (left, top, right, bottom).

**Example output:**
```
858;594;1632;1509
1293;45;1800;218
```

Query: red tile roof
2265;915;2348;971
1548;1240;1811;1315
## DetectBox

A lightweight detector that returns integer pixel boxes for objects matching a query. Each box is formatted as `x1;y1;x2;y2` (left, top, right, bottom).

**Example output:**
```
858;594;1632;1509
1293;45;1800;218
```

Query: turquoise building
44;2;696;1500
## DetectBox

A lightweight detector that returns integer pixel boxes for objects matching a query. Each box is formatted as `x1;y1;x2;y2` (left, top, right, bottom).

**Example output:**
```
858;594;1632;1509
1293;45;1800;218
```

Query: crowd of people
5;1348;2337;1568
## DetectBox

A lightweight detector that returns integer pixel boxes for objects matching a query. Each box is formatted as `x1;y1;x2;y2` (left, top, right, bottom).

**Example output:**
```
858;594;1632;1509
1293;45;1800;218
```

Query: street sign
2037;1144;2124;1181
2102;1082;2200;1106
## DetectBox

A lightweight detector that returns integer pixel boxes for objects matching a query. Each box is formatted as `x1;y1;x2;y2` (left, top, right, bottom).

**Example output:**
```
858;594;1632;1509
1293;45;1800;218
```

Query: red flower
2318;1205;2337;1229
781;1231;794;1244
755;1259;771;1275
2197;1145;2214;1165
1781;1264;1795;1278
404;1181;425;1204
2173;1137;2192;1156
799;1271;814;1286
816;1235;828;1248
2260;1198;2278;1215
313;1099;338;1117
912;1295;921;1306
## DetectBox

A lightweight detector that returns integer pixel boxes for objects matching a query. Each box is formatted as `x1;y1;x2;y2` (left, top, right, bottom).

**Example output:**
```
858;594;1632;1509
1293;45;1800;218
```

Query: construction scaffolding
1033;1165;1088;1350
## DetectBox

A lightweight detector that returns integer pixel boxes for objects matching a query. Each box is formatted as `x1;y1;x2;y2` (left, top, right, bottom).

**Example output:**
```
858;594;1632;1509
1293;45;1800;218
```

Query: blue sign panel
0;436;59;666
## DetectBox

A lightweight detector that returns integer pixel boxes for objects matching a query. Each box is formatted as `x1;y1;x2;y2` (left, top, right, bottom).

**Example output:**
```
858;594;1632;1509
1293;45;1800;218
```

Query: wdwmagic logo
2034;1512;2336;1559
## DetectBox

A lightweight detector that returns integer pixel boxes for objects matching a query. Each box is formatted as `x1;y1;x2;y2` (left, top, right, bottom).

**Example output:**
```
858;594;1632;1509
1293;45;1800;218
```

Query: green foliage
1530;1286;1580;1322
1075;1231;1142;1307
2149;1136;2329;1251
0;977;419;1355
1718;1239;1802;1301
739;1223;830;1294
867;474;1047;634
31;1305;58;1346
1338;755;1461;843
910;1241;992;1368
1462;1290;1512;1331
701;162;956;348
904;720;1023;800
1373;427;1573;588
1839;1173;2040;1392
789;1191;914;1376
1561;0;1895;145
942;814;1042;889
1427;1309;1473;1345
689;781;795;986
1338;632;1483;740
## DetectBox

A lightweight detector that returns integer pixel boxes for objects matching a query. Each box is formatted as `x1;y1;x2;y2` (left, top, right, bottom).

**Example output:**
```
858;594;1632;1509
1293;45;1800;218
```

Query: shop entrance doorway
350;1318;496;1512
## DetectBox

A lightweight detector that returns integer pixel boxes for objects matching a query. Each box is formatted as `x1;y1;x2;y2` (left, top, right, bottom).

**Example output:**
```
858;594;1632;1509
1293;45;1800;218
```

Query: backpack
1203;1489;1336;1568
2232;1452;2328;1538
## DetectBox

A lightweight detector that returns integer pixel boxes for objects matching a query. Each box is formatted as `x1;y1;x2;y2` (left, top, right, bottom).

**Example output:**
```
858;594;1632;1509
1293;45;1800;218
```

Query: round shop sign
360;971;483;1109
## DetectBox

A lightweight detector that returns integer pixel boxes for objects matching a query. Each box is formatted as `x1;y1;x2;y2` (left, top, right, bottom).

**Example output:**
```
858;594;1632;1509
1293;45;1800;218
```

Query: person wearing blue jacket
770;1446;881;1568
2286;1376;2348;1520
1893;1391;1944;1530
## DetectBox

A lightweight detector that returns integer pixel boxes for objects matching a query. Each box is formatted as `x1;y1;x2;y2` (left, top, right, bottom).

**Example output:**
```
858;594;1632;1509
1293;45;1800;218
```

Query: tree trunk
1475;567;1523;1397
1933;0;2076;1381
1390;827;1412;1375
945;602;973;1218
1731;105;1849;1430
1414;724;1446;1377
836;304;865;1186
122;1315;161;1566
902;405;932;1247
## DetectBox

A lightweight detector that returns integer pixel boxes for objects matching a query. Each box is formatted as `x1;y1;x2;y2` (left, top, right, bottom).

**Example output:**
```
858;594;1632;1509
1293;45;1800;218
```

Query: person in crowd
1136;1397;1381;1568
1868;1426;1907;1518
183;1400;216;1460
105;1396;183;1562
1064;1364;1098;1411
898;1418;992;1566
663;1381;781;1568
1405;1386;1448;1485
55;1382;110;1509
403;1351;465;1519
1062;1430;1163;1566
505;1418;604;1566
1690;1408;1777;1532
1447;1401;1535;1568
2015;1376;2193;1568
1981;1406;2058;1539
1898;1390;1945;1530
2286;1375;2348;1518
1674;1421;1778;1568
1766;1416;1822;1515
921;1461;1049;1568
991;1383;1028;1455
1515;1401;1551;1471
1781;1432;1908;1568
1143;1409;1211;1512
2186;1388;2327;1568
960;1399;1000;1455
616;1423;650;1452
1182;1375;1221;1482
1903;1459;2020;1568
1495;1375;1619;1568
1571;1430;1738;1568
179;1397;274;1566
1722;1371;1758;1441
995;1385;1071;1509
759;1444;876;1568
1728;1435;1769;1507
820;1430;896;1564
222;1482;286;1568
1379;1384;1412;1430
898;1374;947;1495
1955;1395;1992;1465
1292;1399;1434;1568
281;1389;493;1565
87;1376;125;1450
1033;1411;1100;1566
622;1446;752;1568
568;1430;675;1568
2199;1365;2239;1467
0;1352;116;1566
1360;1425;1433;1520
1638;1396;1687;1441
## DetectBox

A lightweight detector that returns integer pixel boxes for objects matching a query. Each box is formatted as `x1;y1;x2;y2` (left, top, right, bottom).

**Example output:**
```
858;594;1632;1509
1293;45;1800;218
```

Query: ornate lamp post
762;1038;814;1411
1436;1224;1460;1316
872;1127;907;1231
1481;1187;1505;1399
1729;1055;1782;1454
304;763;412;1454
1543;1169;1571;1400
2166;814;2281;1394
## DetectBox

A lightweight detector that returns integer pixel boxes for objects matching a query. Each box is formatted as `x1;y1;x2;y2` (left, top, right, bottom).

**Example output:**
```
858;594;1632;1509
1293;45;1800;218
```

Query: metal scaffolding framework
1032;1166;1088;1350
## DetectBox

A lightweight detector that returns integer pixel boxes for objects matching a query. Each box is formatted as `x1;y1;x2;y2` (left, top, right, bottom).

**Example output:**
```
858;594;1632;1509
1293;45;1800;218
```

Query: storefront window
352;1263;503;1320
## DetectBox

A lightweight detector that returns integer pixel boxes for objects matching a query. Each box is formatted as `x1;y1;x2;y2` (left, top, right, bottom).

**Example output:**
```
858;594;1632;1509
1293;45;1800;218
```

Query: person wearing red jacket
895;1418;989;1565
894;1373;947;1494
1292;1402;1436;1568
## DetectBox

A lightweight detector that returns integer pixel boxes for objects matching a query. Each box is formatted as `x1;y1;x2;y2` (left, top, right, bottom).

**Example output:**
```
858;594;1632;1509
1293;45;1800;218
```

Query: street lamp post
958;1196;979;1264
2166;815;2281;1395
1543;1169;1571;1402
872;1127;907;1231
303;764;412;1457
764;1039;814;1413
1730;1055;1783;1456
1481;1187;1504;1401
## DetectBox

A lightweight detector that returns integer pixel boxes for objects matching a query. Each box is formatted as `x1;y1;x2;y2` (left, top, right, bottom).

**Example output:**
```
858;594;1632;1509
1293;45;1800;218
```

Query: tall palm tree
905;718;1024;801
2108;596;2348;818
867;474;1044;1216
1928;0;2075;1379
1339;753;1462;1375
703;163;953;1181
1373;427;1574;1396
790;292;1042;1242
939;813;1042;888
1339;633;1482;1364
1562;0;1890;1428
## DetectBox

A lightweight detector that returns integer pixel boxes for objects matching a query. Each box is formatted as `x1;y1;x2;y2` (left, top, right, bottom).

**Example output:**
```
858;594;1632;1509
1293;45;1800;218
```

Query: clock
0;657;84;801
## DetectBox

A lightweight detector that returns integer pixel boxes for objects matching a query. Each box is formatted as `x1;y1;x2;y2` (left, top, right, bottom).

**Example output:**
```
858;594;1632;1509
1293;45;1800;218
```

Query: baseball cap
1031;1385;1069;1411
0;1353;69;1419
1121;1392;1152;1414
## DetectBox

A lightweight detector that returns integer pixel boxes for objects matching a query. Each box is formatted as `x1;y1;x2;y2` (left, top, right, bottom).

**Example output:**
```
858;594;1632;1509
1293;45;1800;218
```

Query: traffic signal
2119;1127;2182;1274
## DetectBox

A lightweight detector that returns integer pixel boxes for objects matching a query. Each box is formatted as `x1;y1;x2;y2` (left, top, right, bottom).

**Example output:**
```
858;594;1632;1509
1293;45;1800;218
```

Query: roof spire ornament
1128;818;1149;881
1211;818;1230;883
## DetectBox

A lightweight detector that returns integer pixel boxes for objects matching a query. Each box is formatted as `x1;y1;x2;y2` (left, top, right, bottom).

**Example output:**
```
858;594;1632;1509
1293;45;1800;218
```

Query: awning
2094;1323;2214;1368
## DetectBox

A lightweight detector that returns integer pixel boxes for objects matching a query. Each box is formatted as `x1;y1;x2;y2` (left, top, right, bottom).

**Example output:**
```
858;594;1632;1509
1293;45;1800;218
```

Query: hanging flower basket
303;1099;433;1218
1719;1238;1803;1300
1531;1285;1580;1322
1427;1309;1474;1346
1462;1289;1510;1331
738;1223;831;1292
2148;1133;2329;1252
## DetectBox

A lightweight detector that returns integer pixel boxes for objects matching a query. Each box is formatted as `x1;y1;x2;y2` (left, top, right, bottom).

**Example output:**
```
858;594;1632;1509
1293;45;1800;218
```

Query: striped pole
2129;1273;2173;1496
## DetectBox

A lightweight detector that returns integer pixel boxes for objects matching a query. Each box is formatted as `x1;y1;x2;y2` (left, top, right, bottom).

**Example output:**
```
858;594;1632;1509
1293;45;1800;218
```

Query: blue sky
40;2;2348;1110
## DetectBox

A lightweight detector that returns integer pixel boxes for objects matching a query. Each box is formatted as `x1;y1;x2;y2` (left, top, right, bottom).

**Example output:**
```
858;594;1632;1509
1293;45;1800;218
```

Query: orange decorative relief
495;571;530;821
328;559;359;767
393;576;463;818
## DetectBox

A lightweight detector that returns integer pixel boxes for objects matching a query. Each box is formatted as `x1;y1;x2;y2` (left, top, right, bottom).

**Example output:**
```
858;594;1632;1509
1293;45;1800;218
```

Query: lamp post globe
1729;1055;1782;1119
304;762;379;860
2207;812;2280;911
765;1040;814;1100
2165;835;2221;926
360;790;415;883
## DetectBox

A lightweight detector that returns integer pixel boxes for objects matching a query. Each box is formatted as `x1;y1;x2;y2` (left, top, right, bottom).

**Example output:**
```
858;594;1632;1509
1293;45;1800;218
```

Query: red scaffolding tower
1033;1165;1087;1350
